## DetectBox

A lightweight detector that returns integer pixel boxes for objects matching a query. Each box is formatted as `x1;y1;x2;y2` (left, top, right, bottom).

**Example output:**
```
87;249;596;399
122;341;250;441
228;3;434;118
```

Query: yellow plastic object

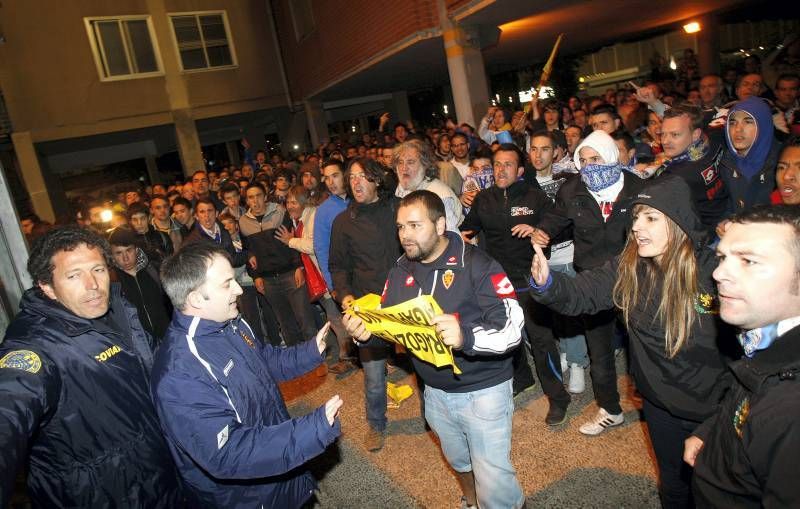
387;382;414;408
347;294;462;374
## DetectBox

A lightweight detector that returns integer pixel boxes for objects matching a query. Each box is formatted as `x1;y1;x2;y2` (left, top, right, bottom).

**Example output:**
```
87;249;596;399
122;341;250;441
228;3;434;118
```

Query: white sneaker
560;352;568;374
567;364;585;394
579;408;624;436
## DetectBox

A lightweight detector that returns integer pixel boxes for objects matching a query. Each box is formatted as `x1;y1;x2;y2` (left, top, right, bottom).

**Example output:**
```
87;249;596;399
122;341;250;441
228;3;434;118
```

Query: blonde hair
613;204;698;358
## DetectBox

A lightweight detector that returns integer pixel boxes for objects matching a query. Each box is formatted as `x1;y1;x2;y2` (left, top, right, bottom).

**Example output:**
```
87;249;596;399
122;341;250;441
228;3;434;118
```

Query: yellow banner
346;294;461;374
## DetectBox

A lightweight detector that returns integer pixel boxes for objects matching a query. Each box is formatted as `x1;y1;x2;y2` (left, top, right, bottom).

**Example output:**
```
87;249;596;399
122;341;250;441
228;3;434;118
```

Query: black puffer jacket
0;285;182;508
532;175;730;422
460;180;553;288
328;197;402;299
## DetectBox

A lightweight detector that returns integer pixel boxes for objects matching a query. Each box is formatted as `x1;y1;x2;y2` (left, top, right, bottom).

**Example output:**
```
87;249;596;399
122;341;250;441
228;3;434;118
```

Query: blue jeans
360;344;390;431
424;379;525;509
550;263;589;367
261;270;318;346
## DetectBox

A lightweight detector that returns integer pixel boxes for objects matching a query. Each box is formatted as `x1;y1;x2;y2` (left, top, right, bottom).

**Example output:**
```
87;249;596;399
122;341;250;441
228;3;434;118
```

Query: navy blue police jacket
379;231;525;392
150;311;340;508
0;285;182;508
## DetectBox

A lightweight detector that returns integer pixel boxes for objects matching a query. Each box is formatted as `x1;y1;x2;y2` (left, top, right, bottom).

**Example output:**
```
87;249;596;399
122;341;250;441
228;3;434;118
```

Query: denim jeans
549;263;589;367
319;295;354;361
424;379;525;509
261;270;318;346
360;344;390;431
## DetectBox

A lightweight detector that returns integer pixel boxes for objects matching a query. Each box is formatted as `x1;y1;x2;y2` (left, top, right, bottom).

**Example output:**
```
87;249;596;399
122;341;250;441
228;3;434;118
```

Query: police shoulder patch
0;350;42;374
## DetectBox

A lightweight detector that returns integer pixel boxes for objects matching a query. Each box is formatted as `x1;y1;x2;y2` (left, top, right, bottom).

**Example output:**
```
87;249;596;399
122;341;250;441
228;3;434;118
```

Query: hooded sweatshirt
533;175;730;421
719;96;783;212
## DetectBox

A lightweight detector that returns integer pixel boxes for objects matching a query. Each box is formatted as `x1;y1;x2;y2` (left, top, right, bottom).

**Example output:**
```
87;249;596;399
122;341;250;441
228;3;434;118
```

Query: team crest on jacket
733;397;750;439
442;269;455;289
405;275;414;287
0;350;42;374
490;274;516;298
701;166;717;185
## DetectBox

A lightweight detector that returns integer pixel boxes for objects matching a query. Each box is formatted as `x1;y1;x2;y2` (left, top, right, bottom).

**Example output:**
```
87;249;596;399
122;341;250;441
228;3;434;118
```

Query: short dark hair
776;73;800;87
194;198;216;212
27;225;112;286
160;242;230;310
664;103;704;131
126;202;149;221
220;183;240;198
590;104;621;120
399;190;446;224
493;143;525;166
729;205;800;270
172;197;192;211
530;129;557;147
321;158;344;173
611;129;635;151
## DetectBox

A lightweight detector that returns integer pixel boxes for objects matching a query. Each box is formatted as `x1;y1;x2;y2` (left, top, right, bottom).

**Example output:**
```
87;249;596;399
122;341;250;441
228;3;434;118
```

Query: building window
289;0;316;42
169;11;236;71
85;16;162;80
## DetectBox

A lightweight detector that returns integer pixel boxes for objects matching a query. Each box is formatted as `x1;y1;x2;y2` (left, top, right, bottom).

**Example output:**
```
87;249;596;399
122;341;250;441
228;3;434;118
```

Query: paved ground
283;353;662;509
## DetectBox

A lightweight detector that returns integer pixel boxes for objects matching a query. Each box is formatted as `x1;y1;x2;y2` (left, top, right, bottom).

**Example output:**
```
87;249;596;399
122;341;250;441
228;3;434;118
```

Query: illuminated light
491;99;497;106
100;209;113;223
740;49;746;53
508;96;513;103
443;105;448;114
292;144;299;150
579;76;585;83
351;125;356;132
758;46;764;50
683;22;700;34
495;94;500;102
669;56;677;70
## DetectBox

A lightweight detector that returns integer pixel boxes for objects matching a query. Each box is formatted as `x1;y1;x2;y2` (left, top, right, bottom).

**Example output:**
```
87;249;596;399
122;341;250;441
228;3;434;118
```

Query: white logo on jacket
217;425;229;449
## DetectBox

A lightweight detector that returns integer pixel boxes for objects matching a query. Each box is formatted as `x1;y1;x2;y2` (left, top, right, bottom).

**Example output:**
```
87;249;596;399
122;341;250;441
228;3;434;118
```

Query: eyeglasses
349;173;370;182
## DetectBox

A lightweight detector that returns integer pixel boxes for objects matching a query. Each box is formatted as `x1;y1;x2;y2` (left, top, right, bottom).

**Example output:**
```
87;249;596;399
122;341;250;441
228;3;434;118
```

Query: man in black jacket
0;226;181;507
460;143;569;424
344;191;526;509
329;157;401;452
108;227;172;342
536;130;646;435
684;205;800;507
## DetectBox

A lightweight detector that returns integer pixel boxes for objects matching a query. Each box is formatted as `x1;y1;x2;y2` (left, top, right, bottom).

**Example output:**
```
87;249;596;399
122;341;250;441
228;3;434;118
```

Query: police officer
0;226;182;507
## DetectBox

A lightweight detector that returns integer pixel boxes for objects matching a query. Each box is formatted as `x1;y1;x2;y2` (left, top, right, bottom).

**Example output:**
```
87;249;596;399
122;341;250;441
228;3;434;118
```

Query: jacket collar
397;230;466;272
244;202;280;221
733;323;800;392
171;309;234;337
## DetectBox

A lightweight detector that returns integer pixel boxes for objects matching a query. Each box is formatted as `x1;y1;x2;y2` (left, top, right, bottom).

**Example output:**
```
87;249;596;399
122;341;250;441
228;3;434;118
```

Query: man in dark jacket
0;226;181;508
536;130;647;435
685;205;800;507
657;104;729;233
344;191;526;509
152;242;341;509
108;227;172;341
460;143;568;423
329;157;402;451
238;184;317;346
127;201;173;266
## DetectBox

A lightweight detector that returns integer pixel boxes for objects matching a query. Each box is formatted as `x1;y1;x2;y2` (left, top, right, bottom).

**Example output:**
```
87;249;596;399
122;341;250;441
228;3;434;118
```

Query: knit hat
631;174;707;247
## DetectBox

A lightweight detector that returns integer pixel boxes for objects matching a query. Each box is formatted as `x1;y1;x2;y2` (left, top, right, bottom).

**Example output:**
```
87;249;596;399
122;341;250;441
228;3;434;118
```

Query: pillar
11;131;55;223
437;0;490;129
696;14;721;76
392;91;413;125
172;109;205;177
144;155;160;185
305;99;329;148
225;140;242;167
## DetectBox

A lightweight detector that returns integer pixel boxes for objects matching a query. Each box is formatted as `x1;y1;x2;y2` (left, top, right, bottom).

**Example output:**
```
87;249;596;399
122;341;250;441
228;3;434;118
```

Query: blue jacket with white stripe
150;312;340;508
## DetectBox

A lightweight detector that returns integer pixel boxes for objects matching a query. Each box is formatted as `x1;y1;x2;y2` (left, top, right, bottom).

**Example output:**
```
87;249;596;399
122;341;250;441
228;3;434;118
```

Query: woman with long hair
530;175;729;509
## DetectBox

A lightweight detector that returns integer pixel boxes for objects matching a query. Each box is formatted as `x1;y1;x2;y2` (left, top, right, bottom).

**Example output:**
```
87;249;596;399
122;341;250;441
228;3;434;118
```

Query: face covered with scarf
574;130;623;192
725;96;775;179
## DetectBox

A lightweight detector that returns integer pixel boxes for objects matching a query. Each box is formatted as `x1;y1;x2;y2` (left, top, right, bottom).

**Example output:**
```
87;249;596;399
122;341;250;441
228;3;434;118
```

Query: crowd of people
3;40;800;509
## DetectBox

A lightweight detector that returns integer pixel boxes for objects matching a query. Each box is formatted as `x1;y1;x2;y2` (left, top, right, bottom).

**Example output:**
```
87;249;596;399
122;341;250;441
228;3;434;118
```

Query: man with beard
343;191;526;509
0;226;182;507
393;139;462;230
